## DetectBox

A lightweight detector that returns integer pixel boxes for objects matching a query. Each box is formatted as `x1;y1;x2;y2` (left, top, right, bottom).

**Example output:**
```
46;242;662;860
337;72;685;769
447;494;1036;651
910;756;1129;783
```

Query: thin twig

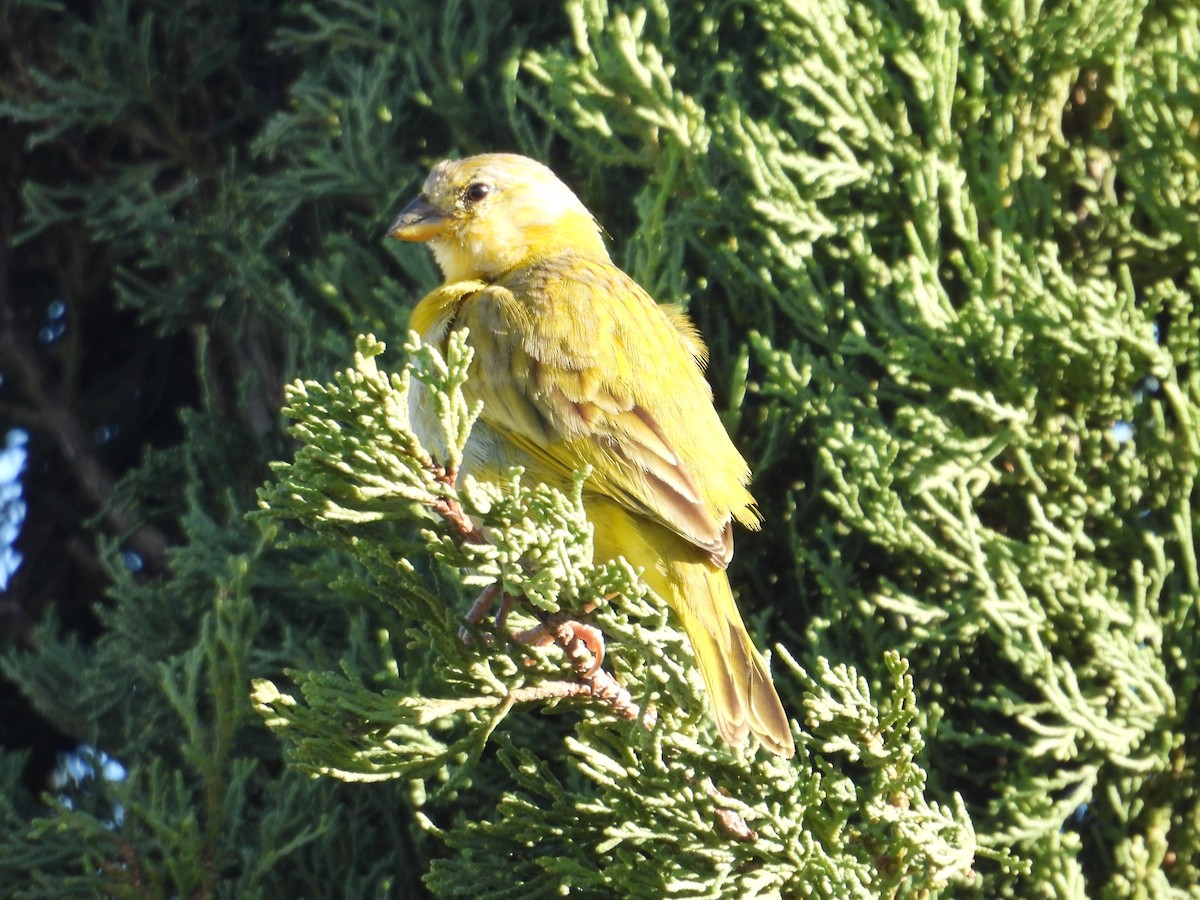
703;779;758;842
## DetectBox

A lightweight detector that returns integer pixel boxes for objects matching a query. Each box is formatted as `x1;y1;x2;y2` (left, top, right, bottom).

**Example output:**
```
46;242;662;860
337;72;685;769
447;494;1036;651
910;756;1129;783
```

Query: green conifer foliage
1;0;1195;897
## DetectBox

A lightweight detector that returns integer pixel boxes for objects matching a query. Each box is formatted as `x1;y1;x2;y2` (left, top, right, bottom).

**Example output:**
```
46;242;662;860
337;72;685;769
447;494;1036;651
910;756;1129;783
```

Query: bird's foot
515;615;605;678
461;596;636;720
515;615;635;717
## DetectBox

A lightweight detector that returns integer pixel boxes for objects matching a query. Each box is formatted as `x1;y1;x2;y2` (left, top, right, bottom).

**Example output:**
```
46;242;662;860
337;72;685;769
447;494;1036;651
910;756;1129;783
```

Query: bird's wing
451;257;753;567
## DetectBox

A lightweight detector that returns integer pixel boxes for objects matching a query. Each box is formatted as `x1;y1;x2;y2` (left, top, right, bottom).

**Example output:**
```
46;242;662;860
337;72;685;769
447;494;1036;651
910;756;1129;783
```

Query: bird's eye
464;182;492;203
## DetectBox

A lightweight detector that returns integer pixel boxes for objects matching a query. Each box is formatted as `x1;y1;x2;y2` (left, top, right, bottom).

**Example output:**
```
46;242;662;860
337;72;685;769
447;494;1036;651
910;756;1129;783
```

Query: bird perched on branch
388;152;794;757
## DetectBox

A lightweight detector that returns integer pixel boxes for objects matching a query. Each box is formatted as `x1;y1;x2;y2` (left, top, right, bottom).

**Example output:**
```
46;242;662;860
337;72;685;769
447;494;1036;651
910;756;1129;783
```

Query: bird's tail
587;497;794;756
671;564;795;757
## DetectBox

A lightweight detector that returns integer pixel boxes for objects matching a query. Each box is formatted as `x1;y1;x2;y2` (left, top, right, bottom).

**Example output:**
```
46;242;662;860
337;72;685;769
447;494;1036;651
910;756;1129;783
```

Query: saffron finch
389;153;794;757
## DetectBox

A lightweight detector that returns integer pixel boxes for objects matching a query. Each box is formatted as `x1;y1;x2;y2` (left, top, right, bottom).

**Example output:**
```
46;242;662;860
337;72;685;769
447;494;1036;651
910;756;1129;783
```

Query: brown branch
506;680;620;705
703;779;759;842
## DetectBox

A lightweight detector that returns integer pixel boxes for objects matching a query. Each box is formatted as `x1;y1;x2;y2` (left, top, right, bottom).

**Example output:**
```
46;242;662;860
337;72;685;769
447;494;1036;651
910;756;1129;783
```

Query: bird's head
387;153;608;282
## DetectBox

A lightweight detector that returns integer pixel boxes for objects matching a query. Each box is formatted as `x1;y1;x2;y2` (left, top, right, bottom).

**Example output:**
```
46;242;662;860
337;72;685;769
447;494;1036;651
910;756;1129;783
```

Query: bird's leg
493;591;516;631
458;584;516;645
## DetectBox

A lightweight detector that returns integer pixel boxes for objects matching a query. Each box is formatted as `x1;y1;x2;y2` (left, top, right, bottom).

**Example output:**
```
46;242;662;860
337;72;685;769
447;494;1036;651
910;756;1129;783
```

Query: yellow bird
389;153;794;757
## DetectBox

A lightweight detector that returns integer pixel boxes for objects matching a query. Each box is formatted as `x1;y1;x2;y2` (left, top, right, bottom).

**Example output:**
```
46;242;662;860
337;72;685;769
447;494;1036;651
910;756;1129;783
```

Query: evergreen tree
1;0;1195;896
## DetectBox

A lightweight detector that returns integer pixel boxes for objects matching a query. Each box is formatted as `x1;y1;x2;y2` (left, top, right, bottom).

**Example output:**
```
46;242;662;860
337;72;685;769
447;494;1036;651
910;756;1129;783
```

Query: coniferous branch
1;0;1194;895
511;0;1198;893
253;331;685;780
253;329;976;894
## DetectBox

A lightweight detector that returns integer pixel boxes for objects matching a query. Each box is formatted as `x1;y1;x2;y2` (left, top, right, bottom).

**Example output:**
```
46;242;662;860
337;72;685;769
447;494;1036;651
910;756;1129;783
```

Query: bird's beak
387;194;449;242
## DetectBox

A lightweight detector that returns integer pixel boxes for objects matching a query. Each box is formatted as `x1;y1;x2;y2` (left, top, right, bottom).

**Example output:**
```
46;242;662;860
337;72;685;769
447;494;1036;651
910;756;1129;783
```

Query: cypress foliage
1;0;1195;897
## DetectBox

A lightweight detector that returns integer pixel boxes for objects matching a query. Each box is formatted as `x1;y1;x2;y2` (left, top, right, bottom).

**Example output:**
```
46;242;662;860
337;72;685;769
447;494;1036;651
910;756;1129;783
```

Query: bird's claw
515;617;605;678
460;587;606;680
